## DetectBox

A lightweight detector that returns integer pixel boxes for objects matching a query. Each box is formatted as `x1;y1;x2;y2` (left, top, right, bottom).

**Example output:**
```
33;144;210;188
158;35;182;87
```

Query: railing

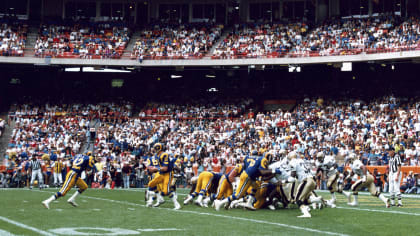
18;45;420;61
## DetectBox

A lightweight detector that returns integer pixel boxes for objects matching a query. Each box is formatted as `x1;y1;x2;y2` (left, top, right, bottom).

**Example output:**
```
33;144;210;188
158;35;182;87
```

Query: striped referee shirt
30;159;41;170
389;154;401;173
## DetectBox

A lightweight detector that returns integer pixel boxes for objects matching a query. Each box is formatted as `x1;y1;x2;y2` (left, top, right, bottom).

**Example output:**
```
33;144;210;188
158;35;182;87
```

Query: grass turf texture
0;188;419;236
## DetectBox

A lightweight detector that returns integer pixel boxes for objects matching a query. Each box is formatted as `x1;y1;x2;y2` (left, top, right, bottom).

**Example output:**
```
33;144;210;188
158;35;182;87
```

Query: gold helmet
264;152;274;163
153;143;163;153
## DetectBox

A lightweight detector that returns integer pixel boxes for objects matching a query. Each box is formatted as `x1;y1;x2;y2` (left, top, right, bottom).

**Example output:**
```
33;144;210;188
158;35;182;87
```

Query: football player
214;151;279;211
316;152;351;208
183;171;222;207
289;151;324;218
146;143;181;210
267;152;296;209
346;153;390;208
144;152;164;206
42;154;98;209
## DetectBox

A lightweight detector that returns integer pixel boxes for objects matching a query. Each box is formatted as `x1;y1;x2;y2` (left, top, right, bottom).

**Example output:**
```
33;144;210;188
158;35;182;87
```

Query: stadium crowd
0;21;27;57
131;23;223;60
2;95;420;194
212;16;420;59
34;22;130;59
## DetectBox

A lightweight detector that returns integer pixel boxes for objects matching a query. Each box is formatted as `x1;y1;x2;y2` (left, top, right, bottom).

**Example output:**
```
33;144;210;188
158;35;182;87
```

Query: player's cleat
153;199;165;207
397;204;403;207
244;196;256;211
202;197;211;208
268;204;276;210
214;200;223;211
297;205;311;218
194;195;204;207
173;200;181;210
348;201;358;207
42;200;50;209
183;195;193;205
67;199;78;207
146;198;154;207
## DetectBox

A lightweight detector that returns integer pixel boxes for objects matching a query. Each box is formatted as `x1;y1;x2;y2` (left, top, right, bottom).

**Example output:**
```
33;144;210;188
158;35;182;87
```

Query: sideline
34;189;347;236
0;216;56;236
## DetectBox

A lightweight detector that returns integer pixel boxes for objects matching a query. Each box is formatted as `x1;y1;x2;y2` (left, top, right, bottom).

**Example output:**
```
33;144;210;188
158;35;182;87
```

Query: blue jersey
243;156;268;180
211;172;223;186
169;157;181;172
147;155;160;168
71;155;97;175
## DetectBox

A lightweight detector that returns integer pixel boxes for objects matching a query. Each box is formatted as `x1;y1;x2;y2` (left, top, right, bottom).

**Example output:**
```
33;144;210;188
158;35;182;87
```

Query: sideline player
42;154;98;209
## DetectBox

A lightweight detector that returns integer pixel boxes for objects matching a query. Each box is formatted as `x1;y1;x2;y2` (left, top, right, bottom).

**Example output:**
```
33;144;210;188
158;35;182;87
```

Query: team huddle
41;143;402;218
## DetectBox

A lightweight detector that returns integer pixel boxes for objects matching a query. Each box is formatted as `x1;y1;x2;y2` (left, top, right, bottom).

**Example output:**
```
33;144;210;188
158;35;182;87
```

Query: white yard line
34;190;347;236
0;216;56;236
336;206;420;216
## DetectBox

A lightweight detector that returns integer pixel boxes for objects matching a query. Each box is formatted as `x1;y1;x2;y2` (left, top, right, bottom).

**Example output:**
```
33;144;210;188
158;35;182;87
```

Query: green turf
0;188;419;236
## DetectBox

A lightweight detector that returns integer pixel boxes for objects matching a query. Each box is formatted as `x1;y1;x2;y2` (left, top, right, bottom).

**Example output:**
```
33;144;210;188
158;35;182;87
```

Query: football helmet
316;152;325;162
287;151;297;161
153;143;163;153
264;152;274;163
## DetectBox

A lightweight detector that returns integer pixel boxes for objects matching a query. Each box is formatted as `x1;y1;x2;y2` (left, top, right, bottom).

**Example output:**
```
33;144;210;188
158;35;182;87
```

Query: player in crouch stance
346;152;390;208
42;154;98;209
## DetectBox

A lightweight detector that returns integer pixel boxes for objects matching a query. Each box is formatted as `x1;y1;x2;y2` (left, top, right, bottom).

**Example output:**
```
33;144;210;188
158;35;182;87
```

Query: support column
27;0;31;19
225;2;228;25
279;0;283;18
368;0;373;16
41;0;44;21
189;3;192;23
62;0;66;20
96;1;101;20
134;1;138;24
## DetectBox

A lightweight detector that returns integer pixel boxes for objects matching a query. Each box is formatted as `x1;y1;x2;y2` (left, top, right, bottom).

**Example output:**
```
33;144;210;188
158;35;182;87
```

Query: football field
1;188;419;236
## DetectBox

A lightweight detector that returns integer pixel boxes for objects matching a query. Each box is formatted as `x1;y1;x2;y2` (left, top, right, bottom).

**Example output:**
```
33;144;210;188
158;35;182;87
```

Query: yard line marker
137;228;183;232
336;206;420;216
0;216;56;236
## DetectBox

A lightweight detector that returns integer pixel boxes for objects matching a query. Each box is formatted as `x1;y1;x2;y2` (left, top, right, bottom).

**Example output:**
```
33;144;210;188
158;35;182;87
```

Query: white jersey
269;159;291;182
350;159;366;178
316;155;337;177
290;158;312;183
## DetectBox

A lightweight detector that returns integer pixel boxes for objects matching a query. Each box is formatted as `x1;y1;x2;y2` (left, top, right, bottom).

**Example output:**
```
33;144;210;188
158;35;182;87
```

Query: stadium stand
34;22;130;59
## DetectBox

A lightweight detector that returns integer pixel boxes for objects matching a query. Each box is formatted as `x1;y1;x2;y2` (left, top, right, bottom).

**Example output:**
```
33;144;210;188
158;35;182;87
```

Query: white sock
378;194;388;204
69;191;80;201
353;195;358;204
331;193;336;202
172;193;178;203
45;195;56;203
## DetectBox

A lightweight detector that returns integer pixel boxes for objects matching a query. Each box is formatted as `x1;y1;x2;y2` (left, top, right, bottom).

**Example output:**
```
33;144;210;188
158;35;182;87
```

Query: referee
388;148;402;207
29;154;44;190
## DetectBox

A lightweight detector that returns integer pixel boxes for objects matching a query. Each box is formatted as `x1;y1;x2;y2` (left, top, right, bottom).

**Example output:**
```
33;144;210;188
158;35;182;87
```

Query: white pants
53;172;63;185
389;172;401;196
30;169;44;185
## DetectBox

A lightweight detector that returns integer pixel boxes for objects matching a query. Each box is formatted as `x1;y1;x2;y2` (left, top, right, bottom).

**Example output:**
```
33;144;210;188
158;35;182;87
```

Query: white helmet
287;151;297;161
348;153;357;162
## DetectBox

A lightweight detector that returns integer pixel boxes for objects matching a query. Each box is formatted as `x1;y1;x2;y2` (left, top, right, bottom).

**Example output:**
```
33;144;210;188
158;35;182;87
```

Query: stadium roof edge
1;51;420;67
